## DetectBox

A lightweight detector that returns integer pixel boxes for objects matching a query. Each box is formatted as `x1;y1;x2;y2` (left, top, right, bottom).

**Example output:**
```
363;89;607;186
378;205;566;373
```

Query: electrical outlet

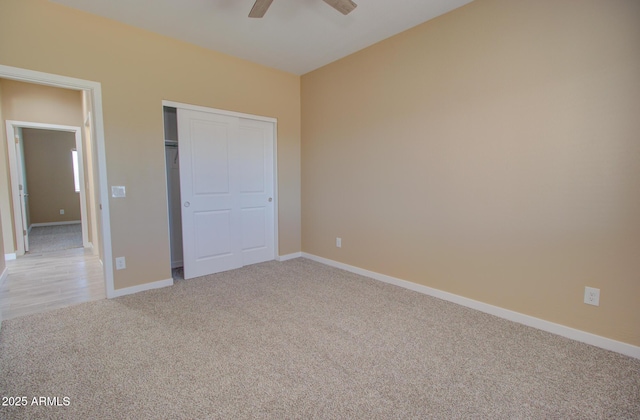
584;287;600;306
336;237;342;248
60;209;64;215
115;257;126;270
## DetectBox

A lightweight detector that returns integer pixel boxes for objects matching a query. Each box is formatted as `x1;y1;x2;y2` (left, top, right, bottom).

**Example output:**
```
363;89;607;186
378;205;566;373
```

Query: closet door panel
177;108;275;279
238;118;274;266
178;109;241;279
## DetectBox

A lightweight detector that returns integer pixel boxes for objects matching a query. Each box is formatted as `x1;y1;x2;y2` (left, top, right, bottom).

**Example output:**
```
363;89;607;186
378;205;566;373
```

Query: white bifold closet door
177;108;274;280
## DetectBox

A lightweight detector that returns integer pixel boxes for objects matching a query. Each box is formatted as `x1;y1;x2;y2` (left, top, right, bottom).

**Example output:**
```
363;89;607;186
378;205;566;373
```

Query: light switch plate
111;186;126;198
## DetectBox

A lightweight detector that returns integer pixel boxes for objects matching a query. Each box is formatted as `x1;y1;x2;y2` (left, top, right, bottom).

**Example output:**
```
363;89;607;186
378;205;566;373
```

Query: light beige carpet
27;224;83;254
1;258;638;419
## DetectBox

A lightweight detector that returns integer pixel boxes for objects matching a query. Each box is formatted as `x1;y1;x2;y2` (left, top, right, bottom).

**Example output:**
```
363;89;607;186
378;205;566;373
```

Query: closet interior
164;106;184;279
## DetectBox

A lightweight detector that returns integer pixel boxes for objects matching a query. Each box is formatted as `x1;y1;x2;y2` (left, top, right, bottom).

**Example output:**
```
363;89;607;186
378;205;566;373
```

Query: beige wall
0;210;5;275
0;0;301;290
0;81;5;325
0;81;12;254
22;128;81;224
0;78;6;277
0;80;13;254
302;0;640;346
0;78;84;252
0;206;5;326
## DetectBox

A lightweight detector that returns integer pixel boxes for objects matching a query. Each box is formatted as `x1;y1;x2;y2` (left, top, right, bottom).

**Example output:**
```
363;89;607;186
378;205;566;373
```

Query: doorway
5;122;90;256
0;64;115;303
1;116;105;320
20;128;84;254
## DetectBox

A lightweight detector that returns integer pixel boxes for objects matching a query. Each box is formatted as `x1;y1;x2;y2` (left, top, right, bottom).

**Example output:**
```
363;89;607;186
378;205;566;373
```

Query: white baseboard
302;252;640;360
4;253;16;261
110;278;173;298
30;220;81;227
171;260;183;269
276;252;301;262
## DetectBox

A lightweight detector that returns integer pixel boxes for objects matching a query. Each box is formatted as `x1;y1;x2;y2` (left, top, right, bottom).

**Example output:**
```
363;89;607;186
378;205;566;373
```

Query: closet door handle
184;201;190;208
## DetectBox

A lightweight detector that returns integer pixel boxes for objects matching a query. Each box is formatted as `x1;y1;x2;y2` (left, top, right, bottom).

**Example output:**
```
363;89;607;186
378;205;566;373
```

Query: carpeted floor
27;224;83;254
1;258;638;419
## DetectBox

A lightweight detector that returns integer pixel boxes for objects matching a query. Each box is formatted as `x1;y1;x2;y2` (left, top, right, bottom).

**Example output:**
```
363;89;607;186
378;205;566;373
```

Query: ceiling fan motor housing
249;0;357;18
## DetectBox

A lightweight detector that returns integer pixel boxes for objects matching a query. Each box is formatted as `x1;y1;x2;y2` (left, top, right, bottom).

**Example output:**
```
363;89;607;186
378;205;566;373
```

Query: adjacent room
0;0;638;417
0;78;105;320
21;128;82;253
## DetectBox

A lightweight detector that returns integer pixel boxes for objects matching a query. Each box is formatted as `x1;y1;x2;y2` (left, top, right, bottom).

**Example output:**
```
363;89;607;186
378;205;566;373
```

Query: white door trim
0;64;114;298
5;121;89;252
162;100;279;265
162;100;277;124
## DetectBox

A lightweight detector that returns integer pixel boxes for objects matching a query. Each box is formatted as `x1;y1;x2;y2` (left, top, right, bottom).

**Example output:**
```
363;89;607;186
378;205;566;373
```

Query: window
71;149;80;193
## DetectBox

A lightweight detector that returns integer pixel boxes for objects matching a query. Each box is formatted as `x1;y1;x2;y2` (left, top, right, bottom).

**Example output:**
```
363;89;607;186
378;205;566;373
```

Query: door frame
0;64;115;298
5;121;89;253
162;100;279;264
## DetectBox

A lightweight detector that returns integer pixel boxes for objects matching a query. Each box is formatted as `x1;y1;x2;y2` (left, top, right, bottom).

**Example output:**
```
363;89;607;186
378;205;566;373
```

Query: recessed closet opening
163;106;184;281
163;101;277;282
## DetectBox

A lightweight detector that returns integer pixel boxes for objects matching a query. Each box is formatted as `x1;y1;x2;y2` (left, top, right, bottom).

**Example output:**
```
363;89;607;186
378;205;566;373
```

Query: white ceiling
51;0;473;75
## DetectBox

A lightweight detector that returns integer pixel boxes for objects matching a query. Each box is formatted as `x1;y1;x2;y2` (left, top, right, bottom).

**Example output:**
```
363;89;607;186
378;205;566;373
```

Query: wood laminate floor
0;247;105;320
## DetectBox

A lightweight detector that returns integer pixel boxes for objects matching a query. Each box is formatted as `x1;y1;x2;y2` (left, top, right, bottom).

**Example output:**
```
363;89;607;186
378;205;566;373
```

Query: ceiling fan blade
322;0;358;15
249;0;274;18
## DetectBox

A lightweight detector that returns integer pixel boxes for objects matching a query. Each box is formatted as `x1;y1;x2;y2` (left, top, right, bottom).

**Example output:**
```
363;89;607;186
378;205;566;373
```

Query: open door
14;131;30;252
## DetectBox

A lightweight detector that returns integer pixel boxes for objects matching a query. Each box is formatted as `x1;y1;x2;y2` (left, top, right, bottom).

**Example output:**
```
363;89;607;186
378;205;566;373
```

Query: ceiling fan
249;0;358;18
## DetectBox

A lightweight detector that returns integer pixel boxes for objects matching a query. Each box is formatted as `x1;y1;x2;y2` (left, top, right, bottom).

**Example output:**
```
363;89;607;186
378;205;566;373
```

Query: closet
164;102;276;280
164;106;183;274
